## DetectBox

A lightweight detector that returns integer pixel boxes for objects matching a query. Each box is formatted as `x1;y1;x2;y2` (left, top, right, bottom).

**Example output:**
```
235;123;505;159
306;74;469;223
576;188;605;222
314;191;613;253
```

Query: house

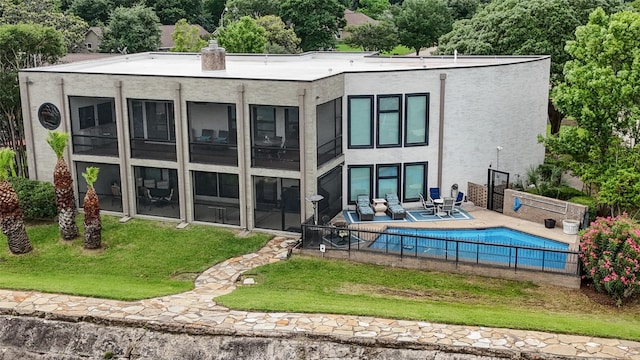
338;10;379;41
83;25;210;52
18;45;550;233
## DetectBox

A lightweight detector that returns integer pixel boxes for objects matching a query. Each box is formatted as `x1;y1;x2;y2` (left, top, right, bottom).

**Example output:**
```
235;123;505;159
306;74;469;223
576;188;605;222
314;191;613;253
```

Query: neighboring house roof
83;25;210;52
344;9;378;27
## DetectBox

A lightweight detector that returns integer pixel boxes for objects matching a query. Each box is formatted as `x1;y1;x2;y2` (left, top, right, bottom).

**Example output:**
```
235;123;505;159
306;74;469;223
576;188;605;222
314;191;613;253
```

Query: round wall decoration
38;103;61;130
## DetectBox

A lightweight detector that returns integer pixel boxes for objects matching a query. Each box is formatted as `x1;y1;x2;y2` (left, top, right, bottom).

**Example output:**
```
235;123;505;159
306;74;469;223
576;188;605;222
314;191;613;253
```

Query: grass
335;42;414;56
217;256;640;341
0;216;271;300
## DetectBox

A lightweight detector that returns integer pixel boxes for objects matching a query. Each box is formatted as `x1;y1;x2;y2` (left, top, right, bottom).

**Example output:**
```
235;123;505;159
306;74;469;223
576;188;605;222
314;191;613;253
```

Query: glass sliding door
254;177;300;232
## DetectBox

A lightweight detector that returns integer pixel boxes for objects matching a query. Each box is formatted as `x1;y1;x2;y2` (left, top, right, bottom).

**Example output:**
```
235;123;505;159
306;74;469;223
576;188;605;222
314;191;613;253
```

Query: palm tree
82;167;101;249
46;131;79;240
0;148;32;254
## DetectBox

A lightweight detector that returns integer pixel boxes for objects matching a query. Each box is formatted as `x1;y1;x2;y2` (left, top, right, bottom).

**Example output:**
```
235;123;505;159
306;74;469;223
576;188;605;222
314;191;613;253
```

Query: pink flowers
580;214;640;304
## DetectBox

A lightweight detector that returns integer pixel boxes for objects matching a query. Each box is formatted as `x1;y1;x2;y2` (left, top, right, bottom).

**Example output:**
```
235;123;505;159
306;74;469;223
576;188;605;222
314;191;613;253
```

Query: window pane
378;178;397;197
349;98;372;146
406;95;427;144
349;167;371;202
379;112;400;145
379;97;399;111
405;164;426;200
378;166;398;177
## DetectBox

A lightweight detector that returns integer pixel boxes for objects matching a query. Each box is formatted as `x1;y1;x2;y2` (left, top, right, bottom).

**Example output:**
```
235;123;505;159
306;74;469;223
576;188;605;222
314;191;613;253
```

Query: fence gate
487;168;509;213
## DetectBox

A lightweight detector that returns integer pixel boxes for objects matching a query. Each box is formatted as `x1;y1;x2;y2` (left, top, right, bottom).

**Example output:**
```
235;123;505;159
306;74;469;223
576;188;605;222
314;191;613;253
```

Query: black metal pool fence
301;222;581;275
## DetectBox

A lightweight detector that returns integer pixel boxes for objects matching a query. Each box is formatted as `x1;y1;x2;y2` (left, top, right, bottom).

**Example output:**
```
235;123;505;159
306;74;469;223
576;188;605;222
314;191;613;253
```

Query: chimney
201;39;226;71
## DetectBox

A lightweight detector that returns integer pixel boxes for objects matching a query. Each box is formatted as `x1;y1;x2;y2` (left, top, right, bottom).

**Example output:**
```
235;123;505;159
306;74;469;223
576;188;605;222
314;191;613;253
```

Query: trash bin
562;219;580;234
544;218;556;229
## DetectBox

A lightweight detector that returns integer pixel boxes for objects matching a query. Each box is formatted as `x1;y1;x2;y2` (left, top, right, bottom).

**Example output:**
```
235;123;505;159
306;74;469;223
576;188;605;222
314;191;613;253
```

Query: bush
580;214;640;305
8;177;57;221
569;196;596;224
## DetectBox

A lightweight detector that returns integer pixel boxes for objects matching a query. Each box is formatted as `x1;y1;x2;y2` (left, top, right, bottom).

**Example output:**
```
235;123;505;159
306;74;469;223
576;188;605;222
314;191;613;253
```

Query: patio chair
453;191;464;213
356;194;374;221
429;187;441;201
384;193;406;220
419;193;435;215
437;197;455;218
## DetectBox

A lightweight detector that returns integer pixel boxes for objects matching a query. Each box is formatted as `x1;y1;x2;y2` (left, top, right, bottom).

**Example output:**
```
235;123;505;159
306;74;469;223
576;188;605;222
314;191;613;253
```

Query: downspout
22;76;37;180
114;80;130;217
174;82;188;225
297;88;306;223
237;84;248;230
437;73;446;189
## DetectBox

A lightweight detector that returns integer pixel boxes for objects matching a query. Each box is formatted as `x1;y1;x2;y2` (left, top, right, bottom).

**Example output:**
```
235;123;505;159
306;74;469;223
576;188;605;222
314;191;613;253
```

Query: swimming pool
369;227;570;270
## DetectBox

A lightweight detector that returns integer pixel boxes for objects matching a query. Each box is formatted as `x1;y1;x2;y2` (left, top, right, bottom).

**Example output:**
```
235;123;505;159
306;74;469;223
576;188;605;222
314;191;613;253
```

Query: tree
437;0;627;133
225;0;281;21
46;131;79;241
146;0;204;25
357;0;390;19
255;15;301;54
202;0;227;31
67;0;112;26
100;5;162;53
447;0;479;20
549;9;640;214
82;167;102;249
0;148;32;255
393;0;453;55
344;21;398;52
280;0;346;51
0;24;66;178
171;18;208;52
0;0;89;52
217;16;266;53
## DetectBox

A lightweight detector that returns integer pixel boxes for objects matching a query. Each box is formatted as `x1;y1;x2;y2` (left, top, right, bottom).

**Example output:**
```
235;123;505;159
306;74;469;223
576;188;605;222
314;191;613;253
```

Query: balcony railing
130;138;177;161
251;144;300;171
317;136;342;167
72;134;118;157
189;141;238;166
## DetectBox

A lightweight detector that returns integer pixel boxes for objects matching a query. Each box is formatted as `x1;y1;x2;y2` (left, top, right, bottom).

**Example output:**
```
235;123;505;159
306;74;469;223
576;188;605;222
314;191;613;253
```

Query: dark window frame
347;165;373;204
376;163;401;199
376;94;402;148
404;93;430;147
347;95;374;149
402;162;428;202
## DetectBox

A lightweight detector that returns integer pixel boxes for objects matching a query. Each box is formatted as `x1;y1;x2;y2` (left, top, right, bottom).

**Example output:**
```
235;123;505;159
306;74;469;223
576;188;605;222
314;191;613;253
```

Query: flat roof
22;51;549;82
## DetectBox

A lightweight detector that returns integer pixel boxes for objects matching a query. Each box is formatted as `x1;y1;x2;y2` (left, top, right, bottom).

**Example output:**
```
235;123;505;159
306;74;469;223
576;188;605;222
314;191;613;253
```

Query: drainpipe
22;76;37;180
298;88;306;223
437;73;446;189
174;82;188;225
114;80;130;217
237;84;248;230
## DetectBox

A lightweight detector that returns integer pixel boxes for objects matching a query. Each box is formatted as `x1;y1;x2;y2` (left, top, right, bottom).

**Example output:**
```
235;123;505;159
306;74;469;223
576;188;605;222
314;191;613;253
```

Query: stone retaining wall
0;314;576;359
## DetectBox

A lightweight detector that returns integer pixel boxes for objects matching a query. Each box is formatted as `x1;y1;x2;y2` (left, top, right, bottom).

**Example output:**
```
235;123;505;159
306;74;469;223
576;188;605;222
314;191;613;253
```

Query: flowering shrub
580;214;640;305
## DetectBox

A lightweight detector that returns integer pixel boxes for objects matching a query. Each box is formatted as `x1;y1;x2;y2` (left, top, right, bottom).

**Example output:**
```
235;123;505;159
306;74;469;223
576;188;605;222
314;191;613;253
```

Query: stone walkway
1;236;639;359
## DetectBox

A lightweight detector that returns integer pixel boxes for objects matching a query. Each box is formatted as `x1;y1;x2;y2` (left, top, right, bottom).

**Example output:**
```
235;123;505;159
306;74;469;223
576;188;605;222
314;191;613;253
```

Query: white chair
437;197;455;218
419;193;435;216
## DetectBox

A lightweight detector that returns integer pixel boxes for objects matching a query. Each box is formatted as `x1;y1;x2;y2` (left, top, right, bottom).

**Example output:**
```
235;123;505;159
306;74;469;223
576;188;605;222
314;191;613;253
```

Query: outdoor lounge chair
437;197;455;218
384;193;406;219
356;194;374;221
429;187;441;201
453;191;464;213
419;193;435;215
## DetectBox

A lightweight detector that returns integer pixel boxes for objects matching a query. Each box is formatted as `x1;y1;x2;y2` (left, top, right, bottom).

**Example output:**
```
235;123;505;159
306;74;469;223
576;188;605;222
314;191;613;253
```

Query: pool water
369;227;569;269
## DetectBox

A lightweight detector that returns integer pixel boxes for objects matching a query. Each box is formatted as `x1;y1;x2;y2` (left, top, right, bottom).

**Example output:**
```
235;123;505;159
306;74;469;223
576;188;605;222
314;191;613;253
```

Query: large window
193;171;240;225
316;97;342;166
254;177;300;232
348;165;372;203
68;96;118;157
250;105;299;170
405;93;429;146
317;166;342;221
129;99;176;161
403;162;427;202
348;96;373;148
253;106;276;139
376;164;400;198
134;166;179;218
377;95;401;147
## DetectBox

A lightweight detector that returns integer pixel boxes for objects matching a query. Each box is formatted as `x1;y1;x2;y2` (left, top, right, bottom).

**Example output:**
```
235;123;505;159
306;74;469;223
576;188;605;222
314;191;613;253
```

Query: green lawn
217;257;640;341
0;216;270;300
335;42;413;56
